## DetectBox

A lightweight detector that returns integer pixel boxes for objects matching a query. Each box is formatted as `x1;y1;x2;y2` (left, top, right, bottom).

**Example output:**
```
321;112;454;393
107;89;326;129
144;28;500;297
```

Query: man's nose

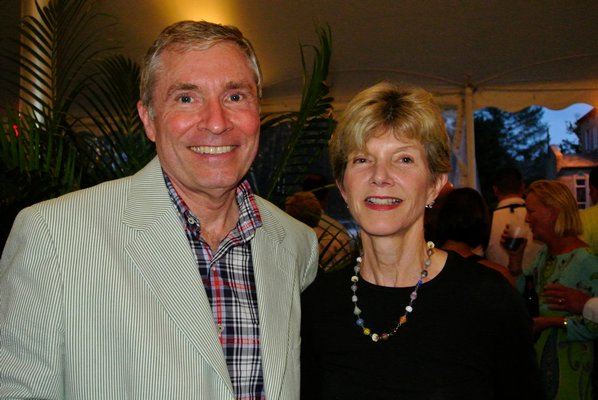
200;98;232;135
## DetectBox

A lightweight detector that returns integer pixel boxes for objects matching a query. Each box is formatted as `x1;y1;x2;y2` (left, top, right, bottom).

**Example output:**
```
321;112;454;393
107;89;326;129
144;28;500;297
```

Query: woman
505;180;598;400
300;81;543;399
435;187;515;286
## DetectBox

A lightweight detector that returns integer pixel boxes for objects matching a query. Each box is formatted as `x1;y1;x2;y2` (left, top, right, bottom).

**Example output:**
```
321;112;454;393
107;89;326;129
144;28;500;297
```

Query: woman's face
525;191;557;242
339;132;446;239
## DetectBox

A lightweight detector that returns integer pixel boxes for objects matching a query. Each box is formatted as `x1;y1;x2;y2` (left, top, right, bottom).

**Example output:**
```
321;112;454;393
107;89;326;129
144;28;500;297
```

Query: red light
12;124;19;137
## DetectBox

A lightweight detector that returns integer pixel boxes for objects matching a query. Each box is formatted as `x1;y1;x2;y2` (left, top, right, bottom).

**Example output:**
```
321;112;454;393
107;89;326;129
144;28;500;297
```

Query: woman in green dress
506;179;598;400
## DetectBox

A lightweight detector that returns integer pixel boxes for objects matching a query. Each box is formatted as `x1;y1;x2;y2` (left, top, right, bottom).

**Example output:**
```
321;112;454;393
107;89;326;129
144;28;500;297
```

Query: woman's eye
400;156;414;163
352;157;367;164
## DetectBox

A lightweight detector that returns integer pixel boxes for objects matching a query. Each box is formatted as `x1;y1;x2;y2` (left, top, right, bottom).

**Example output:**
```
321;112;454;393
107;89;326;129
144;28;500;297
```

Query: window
575;175;588;208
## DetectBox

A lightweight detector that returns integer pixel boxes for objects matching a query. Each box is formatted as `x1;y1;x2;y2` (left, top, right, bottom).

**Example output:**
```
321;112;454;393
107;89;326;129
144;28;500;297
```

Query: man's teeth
190;146;234;154
366;198;402;205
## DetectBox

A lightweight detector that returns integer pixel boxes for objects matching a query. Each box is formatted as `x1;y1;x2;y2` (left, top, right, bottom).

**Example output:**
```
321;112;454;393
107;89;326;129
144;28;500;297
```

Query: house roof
577;108;597;125
551;145;598;172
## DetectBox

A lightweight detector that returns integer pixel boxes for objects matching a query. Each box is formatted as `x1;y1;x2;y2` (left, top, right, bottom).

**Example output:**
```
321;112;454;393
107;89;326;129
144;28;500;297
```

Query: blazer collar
122;156;234;394
252;199;296;399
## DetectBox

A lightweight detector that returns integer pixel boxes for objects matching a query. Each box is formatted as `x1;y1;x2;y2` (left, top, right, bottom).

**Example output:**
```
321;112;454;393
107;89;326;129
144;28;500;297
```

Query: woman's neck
359;233;446;287
546;235;587;256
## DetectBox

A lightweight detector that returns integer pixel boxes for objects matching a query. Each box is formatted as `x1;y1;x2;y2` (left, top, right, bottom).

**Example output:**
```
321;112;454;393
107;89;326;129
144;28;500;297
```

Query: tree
474;106;549;204
559;121;582;154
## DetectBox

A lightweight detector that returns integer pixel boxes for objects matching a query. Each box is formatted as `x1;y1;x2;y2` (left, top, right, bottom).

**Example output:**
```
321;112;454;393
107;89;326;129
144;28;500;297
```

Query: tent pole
19;0;50;118
464;85;478;189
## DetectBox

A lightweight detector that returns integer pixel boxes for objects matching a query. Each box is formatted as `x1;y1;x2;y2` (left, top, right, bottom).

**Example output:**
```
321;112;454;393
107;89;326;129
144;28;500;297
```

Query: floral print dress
523;246;598;400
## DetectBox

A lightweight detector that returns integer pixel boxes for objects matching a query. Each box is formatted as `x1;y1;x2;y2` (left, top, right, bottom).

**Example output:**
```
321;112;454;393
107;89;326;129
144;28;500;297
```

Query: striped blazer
0;157;318;399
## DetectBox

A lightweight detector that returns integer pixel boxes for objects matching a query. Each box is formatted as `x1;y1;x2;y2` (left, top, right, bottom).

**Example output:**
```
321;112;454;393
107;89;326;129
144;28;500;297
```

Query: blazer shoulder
254;196;317;246
13;157;163;234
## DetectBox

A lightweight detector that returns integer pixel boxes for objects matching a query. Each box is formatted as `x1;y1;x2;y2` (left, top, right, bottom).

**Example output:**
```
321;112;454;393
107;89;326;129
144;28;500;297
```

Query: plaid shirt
165;174;266;400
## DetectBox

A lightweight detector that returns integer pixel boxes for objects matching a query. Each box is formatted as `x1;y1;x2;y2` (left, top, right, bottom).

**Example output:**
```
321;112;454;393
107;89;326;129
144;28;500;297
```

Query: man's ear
137;100;156;142
492;185;499;198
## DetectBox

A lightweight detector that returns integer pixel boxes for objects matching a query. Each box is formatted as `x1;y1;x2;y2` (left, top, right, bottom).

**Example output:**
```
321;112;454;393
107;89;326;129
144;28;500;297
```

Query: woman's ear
548;205;560;223
428;174;449;205
336;179;347;203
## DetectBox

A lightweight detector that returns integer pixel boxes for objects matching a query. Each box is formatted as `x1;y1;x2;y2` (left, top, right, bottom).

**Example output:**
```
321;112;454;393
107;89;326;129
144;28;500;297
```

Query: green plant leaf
257;24;335;206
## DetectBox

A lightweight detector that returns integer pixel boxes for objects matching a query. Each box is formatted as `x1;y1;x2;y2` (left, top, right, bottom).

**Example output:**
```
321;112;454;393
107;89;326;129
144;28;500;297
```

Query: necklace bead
351;241;435;342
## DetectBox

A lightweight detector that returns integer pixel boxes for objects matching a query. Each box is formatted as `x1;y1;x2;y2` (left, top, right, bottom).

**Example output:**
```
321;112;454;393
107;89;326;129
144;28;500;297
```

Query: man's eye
179;95;192;104
229;93;242;102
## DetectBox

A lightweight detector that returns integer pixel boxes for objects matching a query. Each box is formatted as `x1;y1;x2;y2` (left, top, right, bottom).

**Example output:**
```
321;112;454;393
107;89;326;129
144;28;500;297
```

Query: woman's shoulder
430;251;524;318
303;264;352;298
569;246;598;270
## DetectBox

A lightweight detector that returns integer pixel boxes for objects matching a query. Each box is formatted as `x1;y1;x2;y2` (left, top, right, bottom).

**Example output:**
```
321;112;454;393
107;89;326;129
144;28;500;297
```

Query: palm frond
75;54;155;183
258;25;335;205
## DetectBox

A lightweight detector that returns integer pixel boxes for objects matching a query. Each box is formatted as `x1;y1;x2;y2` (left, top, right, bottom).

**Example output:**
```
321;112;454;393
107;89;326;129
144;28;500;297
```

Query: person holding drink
505;179;598;400
487;166;541;267
503;217;526;252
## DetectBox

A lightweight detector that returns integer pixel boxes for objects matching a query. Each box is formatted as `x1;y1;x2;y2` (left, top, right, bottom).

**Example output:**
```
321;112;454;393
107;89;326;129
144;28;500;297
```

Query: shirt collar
496;197;525;209
163;172;262;241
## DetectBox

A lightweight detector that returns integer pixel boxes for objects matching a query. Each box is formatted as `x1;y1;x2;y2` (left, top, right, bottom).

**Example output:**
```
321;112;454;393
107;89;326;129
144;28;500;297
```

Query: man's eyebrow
164;80;256;98
225;81;255;91
166;83;199;98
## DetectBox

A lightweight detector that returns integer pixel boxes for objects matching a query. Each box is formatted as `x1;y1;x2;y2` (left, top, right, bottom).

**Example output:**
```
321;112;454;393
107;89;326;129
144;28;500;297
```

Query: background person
302;174;356;270
0;20;318;400
285;190;355;271
300;81;543;399
486;166;541;268
581;166;598;254
435;187;515;286
505;179;598;400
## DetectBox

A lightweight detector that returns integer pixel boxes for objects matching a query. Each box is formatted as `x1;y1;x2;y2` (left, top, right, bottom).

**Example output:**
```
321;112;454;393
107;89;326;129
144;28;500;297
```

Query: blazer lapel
122;157;233;393
252;202;295;399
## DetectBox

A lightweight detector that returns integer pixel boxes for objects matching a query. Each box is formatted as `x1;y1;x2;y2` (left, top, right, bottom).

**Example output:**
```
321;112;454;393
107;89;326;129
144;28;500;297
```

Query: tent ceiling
95;0;598;112
11;0;595;187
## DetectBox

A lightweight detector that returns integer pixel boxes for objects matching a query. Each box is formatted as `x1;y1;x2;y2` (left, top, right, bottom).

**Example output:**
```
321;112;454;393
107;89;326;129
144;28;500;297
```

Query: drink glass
504;224;525;252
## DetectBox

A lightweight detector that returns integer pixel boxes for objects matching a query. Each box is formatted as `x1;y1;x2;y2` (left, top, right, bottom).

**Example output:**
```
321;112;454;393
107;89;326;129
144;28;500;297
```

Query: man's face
138;42;260;201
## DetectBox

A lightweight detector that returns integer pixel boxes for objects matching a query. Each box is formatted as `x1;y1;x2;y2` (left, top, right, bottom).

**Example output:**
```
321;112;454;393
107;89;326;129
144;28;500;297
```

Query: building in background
549;108;598;208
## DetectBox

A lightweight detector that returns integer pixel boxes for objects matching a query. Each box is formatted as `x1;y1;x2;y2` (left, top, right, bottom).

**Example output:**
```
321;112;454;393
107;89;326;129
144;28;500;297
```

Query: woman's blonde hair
526;180;583;237
329;81;450;187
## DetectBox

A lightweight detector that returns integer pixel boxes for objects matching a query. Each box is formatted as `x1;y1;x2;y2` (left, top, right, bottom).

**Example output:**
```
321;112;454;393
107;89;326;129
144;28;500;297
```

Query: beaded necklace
351;241;435;342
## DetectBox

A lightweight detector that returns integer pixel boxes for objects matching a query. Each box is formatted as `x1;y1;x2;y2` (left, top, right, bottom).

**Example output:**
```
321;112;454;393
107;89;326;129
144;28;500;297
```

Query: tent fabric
89;0;598;186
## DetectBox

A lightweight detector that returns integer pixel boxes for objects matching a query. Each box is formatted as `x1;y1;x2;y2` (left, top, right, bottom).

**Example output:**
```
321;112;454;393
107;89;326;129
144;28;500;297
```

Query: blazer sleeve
300;229;319;292
0;207;65;399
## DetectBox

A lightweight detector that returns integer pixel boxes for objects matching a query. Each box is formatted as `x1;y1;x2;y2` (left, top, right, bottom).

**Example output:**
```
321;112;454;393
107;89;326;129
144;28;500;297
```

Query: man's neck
498;193;523;202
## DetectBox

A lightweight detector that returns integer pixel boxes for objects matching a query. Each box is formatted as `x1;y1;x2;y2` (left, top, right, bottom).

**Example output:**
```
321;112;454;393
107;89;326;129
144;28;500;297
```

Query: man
486;166;541;268
0;20;318;399
581;166;598;254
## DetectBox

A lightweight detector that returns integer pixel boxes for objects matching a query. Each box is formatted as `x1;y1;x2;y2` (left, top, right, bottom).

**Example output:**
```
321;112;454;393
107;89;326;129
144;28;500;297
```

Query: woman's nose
371;163;392;186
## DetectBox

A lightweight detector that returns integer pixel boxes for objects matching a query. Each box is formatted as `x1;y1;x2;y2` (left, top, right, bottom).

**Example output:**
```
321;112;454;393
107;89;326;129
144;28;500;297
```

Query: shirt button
218;324;224;333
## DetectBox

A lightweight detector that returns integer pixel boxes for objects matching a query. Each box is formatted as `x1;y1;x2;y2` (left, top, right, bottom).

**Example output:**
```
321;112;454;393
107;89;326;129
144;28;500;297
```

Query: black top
301;251;544;400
